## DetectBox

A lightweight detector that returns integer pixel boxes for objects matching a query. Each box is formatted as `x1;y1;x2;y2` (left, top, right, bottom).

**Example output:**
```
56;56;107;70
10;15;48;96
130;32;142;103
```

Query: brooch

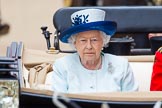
108;62;114;73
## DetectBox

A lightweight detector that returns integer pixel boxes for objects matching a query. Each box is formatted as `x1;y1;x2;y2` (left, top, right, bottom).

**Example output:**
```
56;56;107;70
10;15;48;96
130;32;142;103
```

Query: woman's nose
86;40;92;49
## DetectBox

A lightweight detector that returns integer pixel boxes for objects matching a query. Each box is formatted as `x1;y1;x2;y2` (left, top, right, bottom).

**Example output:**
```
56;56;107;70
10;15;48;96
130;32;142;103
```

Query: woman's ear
74;41;76;45
73;41;77;50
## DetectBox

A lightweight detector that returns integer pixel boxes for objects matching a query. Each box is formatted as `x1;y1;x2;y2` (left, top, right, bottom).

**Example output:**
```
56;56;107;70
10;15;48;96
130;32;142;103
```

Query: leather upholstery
53;6;162;34
53;6;162;54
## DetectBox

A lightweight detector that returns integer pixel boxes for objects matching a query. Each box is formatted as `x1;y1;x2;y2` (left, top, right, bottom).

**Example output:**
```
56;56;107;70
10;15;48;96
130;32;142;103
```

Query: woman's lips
84;52;94;54
84;52;95;56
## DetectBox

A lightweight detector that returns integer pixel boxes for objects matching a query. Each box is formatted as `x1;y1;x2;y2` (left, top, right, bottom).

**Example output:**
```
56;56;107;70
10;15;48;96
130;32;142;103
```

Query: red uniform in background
150;47;162;91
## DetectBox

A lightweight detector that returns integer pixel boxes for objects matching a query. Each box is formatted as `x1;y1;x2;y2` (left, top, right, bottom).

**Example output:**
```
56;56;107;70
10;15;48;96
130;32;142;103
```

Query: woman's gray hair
67;31;110;50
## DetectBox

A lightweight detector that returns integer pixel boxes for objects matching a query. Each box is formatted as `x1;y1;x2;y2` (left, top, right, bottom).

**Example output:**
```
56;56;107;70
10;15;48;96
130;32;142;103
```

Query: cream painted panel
0;0;64;56
130;62;153;91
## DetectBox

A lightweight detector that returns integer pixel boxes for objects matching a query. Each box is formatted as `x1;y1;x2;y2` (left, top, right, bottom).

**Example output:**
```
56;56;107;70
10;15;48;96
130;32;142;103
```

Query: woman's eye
91;38;98;42
79;39;87;43
80;39;86;42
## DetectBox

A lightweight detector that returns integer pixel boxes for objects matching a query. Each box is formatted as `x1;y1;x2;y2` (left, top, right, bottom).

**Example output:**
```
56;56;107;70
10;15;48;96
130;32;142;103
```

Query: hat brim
59;21;117;43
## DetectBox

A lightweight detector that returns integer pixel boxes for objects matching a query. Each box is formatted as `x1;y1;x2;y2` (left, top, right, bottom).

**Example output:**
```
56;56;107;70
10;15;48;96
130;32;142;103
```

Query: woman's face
74;30;104;63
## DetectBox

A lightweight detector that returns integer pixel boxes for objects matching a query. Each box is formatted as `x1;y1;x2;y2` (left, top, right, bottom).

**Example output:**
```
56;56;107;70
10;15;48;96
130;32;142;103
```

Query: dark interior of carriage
20;91;158;108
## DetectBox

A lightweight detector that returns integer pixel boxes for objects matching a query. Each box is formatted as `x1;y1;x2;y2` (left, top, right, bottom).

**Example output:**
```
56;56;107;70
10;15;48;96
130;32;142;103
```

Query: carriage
1;6;162;108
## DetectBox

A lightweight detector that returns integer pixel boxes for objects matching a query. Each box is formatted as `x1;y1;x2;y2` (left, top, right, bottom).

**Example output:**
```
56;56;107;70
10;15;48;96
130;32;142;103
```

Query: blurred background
0;0;162;56
0;0;63;56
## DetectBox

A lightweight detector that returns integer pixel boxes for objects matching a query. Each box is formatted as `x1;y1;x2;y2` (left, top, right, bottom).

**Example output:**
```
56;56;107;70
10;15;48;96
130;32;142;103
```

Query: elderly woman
52;8;138;93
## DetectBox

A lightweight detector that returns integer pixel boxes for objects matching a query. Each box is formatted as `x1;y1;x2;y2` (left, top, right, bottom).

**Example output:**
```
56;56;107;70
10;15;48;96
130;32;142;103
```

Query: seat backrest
53;6;162;34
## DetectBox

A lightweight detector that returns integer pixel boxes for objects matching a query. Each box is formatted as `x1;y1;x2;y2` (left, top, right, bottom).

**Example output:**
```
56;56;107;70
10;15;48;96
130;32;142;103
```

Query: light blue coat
52;53;138;93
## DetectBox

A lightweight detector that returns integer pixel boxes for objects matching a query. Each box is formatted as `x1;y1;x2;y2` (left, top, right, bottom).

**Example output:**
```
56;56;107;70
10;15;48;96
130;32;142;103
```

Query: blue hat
59;9;117;43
